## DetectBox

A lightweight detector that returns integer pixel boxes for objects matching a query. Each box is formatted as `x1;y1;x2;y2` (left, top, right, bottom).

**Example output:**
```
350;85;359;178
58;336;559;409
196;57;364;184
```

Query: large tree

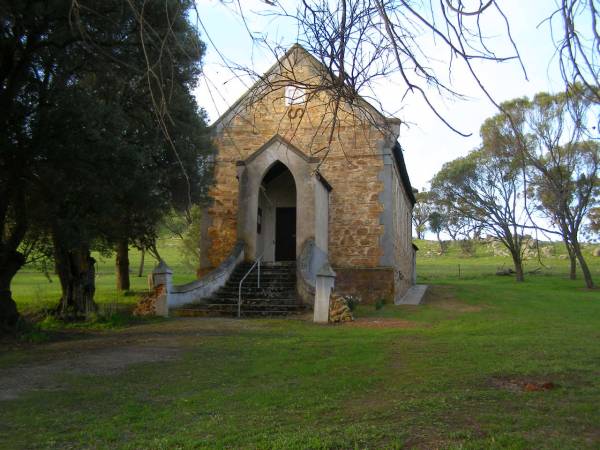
0;0;211;325
524;89;599;287
484;89;599;287
431;144;530;281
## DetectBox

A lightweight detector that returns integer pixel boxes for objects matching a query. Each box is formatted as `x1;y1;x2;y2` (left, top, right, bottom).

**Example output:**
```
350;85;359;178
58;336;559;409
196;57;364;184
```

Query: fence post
151;260;172;317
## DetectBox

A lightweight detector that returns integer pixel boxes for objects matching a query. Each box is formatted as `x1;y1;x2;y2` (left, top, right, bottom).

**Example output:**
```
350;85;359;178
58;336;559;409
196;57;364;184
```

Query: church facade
199;45;416;304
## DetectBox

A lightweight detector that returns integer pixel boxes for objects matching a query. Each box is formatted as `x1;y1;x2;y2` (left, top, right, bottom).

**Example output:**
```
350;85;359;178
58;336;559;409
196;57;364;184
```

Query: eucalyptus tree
431;144;530;281
412;191;433;239
523;88;599;288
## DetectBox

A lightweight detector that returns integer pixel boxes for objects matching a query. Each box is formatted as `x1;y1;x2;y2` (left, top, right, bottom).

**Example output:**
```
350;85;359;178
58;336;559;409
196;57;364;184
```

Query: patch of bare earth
347;318;424;329
0;317;257;401
422;285;484;312
489;375;558;393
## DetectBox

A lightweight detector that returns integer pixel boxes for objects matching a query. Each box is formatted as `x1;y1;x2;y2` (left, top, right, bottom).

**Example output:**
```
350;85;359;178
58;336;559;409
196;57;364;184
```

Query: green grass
2;240;600;448
12;237;197;314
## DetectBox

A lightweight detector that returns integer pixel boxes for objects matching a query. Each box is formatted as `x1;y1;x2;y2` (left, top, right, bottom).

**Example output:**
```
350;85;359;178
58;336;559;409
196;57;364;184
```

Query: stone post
151;261;172;318
314;262;336;323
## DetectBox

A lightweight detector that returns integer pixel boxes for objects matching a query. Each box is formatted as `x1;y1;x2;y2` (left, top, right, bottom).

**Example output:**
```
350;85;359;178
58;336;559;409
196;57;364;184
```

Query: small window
285;85;305;105
257;207;262;234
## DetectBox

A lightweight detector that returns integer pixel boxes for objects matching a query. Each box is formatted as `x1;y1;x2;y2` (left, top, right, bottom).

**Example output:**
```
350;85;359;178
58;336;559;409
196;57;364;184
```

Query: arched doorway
256;161;297;262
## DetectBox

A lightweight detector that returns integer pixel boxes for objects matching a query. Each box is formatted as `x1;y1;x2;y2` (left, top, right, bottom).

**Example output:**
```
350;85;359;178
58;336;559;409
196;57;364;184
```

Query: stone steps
174;262;302;317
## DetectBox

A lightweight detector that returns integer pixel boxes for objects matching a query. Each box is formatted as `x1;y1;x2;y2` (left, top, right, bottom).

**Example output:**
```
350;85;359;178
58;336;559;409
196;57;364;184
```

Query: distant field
10;237;600;313
12;237;198;313
414;238;600;282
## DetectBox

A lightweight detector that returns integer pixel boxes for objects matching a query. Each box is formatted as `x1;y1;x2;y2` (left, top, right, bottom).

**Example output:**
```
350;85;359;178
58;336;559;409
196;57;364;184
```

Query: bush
343;295;361;311
459;239;475;256
374;298;387;310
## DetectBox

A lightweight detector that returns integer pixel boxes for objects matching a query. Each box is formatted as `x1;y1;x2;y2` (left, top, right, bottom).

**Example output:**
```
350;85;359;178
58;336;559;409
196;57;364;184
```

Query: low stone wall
168;242;245;309
333;267;394;304
297;238;330;306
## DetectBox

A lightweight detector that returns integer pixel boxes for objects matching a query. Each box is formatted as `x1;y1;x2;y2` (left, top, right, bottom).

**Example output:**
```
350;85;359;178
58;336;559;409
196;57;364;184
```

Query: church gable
211;44;399;163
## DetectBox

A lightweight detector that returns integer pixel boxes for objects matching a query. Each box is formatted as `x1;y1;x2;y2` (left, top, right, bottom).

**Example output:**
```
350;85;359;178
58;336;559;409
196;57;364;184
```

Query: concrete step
174;303;305;317
181;261;300;318
395;284;428;305
203;298;299;305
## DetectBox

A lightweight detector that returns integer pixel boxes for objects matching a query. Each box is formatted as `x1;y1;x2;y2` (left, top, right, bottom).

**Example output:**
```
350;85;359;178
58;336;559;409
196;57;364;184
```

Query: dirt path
0;318;257;401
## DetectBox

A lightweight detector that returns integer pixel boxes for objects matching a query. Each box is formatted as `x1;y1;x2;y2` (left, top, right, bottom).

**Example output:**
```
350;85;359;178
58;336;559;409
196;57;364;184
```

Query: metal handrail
238;254;263;318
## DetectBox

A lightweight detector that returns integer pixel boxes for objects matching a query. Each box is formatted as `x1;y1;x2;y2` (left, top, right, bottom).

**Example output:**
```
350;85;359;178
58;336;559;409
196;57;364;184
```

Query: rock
328;293;357;323
133;285;165;317
593;248;600;257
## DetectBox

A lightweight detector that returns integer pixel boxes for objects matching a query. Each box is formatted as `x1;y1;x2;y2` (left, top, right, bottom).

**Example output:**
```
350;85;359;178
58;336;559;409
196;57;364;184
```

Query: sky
192;0;569;191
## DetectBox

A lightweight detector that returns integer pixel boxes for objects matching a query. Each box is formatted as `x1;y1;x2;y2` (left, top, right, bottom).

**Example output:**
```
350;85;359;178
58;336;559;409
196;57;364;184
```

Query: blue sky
192;1;570;190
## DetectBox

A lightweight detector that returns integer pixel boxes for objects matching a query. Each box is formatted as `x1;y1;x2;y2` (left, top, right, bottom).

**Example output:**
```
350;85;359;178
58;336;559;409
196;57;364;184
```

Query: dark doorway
275;207;296;261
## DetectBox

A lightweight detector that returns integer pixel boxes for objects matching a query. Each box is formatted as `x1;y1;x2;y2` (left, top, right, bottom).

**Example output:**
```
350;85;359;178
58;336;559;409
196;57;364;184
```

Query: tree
525;89;598;288
485;88;599;286
428;211;447;254
586;207;600;239
431;145;530;282
196;0;527;164
0;0;212;325
412;191;433;239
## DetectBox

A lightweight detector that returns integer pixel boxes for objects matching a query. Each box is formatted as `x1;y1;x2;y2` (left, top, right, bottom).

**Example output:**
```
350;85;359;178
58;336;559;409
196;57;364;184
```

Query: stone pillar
314;262;336;323
152;261;172;317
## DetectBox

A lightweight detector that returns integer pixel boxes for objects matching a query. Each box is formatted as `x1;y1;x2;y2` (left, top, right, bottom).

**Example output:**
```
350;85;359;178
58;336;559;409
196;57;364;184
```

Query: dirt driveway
0;318;258;401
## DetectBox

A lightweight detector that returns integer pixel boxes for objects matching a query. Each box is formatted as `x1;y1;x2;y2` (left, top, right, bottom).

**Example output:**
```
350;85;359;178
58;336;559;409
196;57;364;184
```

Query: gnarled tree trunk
571;238;594;289
53;239;97;319
509;248;525;282
137;247;145;277
564;240;577;280
0;249;25;328
115;240;130;291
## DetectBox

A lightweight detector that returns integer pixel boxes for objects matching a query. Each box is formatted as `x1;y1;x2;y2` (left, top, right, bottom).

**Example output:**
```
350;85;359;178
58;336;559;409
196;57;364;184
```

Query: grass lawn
11;237;198;314
1;240;599;449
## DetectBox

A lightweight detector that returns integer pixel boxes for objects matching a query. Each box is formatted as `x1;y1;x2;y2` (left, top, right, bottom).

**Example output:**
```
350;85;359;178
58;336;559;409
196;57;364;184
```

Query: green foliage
412;191;434;239
0;0;214;321
374;297;387;310
179;205;204;272
344;294;361;311
458;239;476;256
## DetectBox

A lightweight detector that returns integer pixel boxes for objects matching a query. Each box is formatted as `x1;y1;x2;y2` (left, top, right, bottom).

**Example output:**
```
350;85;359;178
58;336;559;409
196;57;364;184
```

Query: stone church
198;44;416;305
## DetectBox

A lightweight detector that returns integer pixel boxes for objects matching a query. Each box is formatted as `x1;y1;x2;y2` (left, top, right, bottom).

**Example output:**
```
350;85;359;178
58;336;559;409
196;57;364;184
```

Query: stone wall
204;46;394;271
390;160;415;300
333;267;395;304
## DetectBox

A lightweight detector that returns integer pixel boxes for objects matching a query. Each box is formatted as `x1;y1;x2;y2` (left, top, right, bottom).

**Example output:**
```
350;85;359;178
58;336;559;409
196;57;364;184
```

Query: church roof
393;142;416;206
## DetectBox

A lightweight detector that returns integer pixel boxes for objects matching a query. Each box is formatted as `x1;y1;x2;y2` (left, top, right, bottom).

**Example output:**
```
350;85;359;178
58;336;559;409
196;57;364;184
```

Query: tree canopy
0;0;212;326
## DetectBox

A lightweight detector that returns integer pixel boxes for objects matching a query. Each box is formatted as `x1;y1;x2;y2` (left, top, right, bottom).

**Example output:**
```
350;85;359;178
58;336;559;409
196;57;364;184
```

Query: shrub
343;295;361;311
375;298;387;310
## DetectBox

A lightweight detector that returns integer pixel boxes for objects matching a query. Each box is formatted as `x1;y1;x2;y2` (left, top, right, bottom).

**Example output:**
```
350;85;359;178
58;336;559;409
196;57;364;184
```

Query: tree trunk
0;249;25;328
137;247;145;277
564;240;577;280
116;240;130;291
54;240;98;319
510;251;525;282
571;239;595;289
436;232;445;254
